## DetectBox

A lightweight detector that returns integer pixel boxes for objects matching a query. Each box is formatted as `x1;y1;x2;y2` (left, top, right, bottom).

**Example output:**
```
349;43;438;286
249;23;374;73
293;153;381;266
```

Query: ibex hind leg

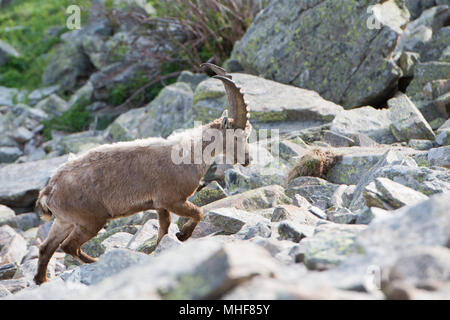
60;223;104;263
34;218;74;285
156;208;171;245
166;201;202;241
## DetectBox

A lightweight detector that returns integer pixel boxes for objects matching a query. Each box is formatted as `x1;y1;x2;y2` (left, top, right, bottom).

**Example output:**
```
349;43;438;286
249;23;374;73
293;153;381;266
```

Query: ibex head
201;63;252;167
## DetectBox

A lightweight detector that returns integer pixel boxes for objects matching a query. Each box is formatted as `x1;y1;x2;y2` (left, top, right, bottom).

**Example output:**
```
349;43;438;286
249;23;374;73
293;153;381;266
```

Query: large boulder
106;82;194;140
0;155;68;208
230;0;408;108
193;73;343;132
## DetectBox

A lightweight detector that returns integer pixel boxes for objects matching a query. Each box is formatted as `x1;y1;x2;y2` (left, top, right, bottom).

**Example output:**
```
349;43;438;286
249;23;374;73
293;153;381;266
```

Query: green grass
42;97;92;140
0;0;90;90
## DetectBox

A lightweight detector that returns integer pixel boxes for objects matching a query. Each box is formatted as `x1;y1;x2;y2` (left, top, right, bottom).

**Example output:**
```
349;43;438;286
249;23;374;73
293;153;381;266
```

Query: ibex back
34;63;252;284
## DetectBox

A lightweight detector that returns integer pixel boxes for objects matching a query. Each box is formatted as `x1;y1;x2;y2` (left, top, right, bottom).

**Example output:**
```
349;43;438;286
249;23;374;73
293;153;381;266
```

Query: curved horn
200;63;232;79
213;75;249;129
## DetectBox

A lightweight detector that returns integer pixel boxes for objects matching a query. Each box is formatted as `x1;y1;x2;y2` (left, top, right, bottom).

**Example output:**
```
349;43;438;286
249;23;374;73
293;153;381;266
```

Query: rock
408;139;434;150
363;177;429;210
271;204;319;226
0;284;10;297
396;51;420;77
230;0;406;108
205;208;269;234
0;146;22;163
286;177;339;211
10;126;33;144
68;82;94;107
0;212;41;231
127;220;159;251
0;278;28;294
303;223;367;271
236;221;272;240
0;39;20;66
356;206;391;225
0;86;19;107
406;62;450;121
202;185;291;214
42;41;94;91
436;130;450;146
14;258;56;282
277;221;314;243
327;208;358;224
34;94;69;117
385;246;450;291
80;225;138;259
387;93;435;141
330;106;396;144
27;86;60;106
191;181;227;207
0;204;15;222
405;0;439;19
348;150;420;211
153;234;181;256
427;145;450;168
43;131;107;156
105;210;156;231
101;232;134;252
0;263;17;280
177;71;208;91
0;225;27;265
0;155;68;208
356;193;450;268
326;147;399;185
65;249;151;286
193;73;343;132
323;130;355;147
21;246;39;264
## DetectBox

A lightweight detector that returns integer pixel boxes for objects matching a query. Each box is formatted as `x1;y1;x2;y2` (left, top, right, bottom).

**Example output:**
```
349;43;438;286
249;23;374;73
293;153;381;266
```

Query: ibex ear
221;110;228;118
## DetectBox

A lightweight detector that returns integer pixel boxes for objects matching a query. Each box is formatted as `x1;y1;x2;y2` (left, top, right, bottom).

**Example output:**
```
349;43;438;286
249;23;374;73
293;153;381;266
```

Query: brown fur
288;148;340;183
33;118;251;284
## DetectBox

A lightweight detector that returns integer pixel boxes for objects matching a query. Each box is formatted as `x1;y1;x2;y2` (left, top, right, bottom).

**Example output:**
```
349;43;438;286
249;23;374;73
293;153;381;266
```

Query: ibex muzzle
33;64;252;285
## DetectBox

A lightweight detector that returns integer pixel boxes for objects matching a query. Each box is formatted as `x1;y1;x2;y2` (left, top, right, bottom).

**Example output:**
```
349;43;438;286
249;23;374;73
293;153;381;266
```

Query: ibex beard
33;63;252;285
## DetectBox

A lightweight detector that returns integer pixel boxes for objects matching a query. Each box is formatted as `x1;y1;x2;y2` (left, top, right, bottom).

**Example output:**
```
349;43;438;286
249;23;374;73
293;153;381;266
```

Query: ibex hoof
33;275;46;285
176;232;189;242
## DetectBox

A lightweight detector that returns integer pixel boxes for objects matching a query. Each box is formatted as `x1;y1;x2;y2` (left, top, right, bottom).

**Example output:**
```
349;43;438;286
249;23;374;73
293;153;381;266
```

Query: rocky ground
0;0;449;299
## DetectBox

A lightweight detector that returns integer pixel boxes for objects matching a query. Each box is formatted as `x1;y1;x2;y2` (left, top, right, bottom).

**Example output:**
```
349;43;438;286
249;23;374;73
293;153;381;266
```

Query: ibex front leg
165;201;202;241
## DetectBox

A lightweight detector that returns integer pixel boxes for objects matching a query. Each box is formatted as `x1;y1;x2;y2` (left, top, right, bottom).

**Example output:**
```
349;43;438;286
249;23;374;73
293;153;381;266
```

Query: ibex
34;63;252;284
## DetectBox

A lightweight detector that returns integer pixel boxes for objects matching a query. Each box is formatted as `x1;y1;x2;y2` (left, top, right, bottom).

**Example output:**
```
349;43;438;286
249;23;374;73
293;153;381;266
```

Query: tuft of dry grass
288;149;340;183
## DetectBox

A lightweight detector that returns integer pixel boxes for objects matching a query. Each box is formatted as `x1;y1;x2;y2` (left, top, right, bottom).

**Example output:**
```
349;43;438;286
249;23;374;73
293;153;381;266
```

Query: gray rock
67;82;93;108
405;0;439;19
230;0;406;108
0;39;20;66
0;284;11;297
105;210;157;231
0;155;68;208
330;106;396;144
193;73;343;132
14;258;56;282
177;71;208;91
101;232;134;252
271;204;319;226
286;177;339;210
396;51;420;77
0;146;22;163
406;62;450;121
202;185;292;214
277;221;314;243
205;208;268;234
323;130;355;147
236;221;272;240
190;181;227;207
153;234;181;256
0;86;19;107
34;94;69;117
0;278;28;294
327;208;358;224
356;206;391;225
408;139;435;150
356;193;450;267
0;263;17;280
10;126;33;144
0;225;27;265
65;249;151;286
27;86;60;106
363;177;429;210
0;204;15;222
303;222;367;271
388;93;435;141
436;130;450;146
0;212;41;231
427;145;450;168
127;220;159;251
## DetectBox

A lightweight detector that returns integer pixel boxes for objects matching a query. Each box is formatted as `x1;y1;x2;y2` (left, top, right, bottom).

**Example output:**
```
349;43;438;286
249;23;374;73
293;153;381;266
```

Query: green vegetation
42;98;92;140
0;0;90;89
